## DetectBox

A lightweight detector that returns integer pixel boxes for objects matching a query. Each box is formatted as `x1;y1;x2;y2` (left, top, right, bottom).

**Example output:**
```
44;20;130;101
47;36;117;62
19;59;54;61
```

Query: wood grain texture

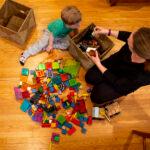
0;0;150;150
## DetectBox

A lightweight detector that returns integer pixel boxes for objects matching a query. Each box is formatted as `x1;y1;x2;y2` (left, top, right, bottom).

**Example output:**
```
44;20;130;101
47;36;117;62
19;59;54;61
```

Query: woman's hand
87;50;107;73
87;50;101;66
92;26;109;37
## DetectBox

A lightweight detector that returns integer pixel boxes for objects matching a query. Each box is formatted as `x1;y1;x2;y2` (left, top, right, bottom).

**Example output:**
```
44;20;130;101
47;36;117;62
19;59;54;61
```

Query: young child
20;6;82;65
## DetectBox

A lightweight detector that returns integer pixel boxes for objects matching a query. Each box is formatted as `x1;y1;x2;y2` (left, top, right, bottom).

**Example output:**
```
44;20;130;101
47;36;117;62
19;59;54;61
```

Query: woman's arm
92;26;119;38
87;51;141;95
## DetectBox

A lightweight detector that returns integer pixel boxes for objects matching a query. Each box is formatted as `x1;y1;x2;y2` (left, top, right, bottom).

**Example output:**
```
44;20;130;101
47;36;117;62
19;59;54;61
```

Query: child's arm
69;29;79;38
46;33;54;52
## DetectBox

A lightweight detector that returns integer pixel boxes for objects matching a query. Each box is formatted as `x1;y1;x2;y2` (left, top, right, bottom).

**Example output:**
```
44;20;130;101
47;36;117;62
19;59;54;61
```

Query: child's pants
23;29;70;58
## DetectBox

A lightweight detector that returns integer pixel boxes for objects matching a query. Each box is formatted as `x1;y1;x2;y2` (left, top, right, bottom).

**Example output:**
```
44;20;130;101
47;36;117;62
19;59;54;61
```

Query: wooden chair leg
143;138;146;150
109;0;118;6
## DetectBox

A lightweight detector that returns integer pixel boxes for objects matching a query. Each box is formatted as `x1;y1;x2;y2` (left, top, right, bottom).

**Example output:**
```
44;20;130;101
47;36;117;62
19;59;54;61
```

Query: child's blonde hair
61;6;81;25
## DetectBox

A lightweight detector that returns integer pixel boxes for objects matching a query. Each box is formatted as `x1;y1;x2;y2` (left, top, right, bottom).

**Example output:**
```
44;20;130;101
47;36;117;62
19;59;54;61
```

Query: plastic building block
57;115;66;125
55;96;60;102
64;122;72;129
63;59;80;77
30;70;35;75
45;62;52;69
79;122;84;128
60;74;69;82
81;128;87;134
54;135;60;142
73;100;86;114
51;122;57;128
62;129;67;134
36;70;45;77
71;118;80;126
20;75;28;83
49;86;55;93
52;62;60;70
51;133;60;143
21;68;29;76
41;123;51;128
46;69;53;78
87;116;92;125
34;112;43;122
27;75;35;85
38;63;46;70
22;91;30;98
69;79;77;87
58;68;64;73
68;127;76;135
14;87;22;100
49;100;55;105
52;75;61;85
20;99;31;112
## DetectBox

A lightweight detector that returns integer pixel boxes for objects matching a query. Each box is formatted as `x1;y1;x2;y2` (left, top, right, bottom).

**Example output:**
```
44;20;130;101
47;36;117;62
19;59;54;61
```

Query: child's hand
92;26;109;37
46;45;53;53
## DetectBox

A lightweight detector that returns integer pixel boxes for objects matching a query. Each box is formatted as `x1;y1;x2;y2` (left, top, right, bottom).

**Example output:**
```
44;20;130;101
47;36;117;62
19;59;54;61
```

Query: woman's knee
90;83;121;104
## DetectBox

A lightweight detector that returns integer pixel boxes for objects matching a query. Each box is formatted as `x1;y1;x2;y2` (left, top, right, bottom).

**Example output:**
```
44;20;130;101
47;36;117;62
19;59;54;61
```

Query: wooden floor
0;0;150;150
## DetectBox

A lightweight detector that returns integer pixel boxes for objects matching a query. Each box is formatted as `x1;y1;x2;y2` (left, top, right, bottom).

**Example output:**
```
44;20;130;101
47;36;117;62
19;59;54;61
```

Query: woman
85;27;150;104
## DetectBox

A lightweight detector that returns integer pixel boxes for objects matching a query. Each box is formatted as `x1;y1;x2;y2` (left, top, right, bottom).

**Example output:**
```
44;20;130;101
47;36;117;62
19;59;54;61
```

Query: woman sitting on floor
85;26;150;105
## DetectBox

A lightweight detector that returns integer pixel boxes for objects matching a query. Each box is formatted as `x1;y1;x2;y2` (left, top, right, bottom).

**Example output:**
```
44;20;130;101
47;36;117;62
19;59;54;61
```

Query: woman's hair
133;27;150;72
61;6;81;25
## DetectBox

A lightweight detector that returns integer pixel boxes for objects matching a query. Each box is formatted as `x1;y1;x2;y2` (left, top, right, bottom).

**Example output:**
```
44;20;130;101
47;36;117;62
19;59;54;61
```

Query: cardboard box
68;23;114;70
0;0;36;45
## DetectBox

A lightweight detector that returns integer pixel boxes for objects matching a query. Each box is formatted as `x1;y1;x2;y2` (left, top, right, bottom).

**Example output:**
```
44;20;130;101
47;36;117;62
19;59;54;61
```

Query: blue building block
61;129;67;135
20;99;31;112
30;70;35;75
64;80;70;87
81;128;87;134
28;108;32;116
70;102;75;108
52;75;62;85
64;122;72;129
49;100;55;105
83;117;88;122
55;96;60;102
52;113;56;119
31;89;37;93
57;123;62;129
79;122;84;128
49;86;55;92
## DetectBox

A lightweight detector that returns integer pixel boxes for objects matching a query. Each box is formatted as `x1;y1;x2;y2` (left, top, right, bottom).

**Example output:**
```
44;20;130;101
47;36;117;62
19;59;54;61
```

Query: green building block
38;86;43;93
54;136;60;142
63;59;80;77
21;68;29;76
52;62;60;70
38;63;46;70
69;79;77;87
57;115;66;125
77;112;85;118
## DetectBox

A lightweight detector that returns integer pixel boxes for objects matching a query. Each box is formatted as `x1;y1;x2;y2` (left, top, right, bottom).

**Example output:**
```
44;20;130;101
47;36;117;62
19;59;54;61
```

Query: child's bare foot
19;53;27;66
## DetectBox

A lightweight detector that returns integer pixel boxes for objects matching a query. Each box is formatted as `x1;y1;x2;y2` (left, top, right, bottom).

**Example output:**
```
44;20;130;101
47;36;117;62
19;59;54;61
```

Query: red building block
68;127;76;135
22;91;30;98
87;116;92;125
41;123;51;128
45;62;52;70
75;99;87;114
60;74;69;82
71;118;80;126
